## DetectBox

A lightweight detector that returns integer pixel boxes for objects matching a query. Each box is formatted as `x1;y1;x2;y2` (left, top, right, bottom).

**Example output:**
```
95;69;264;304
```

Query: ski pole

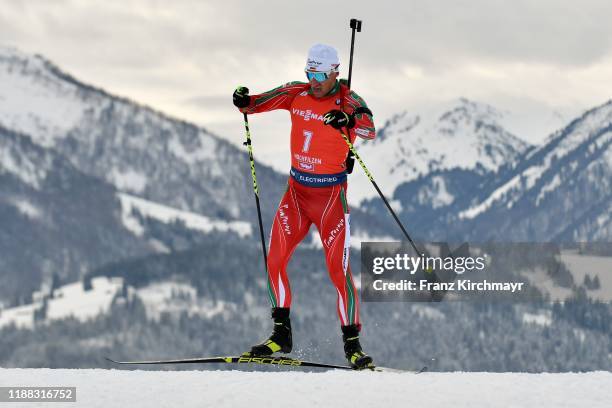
343;19;361;174
241;113;270;290
343;18;421;255
347;18;361;89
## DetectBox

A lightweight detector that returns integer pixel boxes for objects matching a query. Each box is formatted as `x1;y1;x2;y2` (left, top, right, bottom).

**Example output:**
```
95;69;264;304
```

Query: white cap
305;44;340;73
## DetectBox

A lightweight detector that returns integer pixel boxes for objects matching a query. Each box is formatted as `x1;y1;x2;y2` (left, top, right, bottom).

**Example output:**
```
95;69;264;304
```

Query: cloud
0;0;611;147
184;95;229;108
4;0;612;65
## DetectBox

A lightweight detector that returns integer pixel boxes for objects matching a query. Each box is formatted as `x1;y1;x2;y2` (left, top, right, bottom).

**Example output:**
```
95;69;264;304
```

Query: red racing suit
241;80;375;327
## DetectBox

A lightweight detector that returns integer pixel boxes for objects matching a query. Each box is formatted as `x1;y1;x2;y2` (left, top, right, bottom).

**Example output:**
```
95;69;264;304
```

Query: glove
323;109;355;129
233;86;250;108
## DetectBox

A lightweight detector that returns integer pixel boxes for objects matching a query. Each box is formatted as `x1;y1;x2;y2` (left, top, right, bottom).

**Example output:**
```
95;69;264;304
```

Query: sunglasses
305;71;332;82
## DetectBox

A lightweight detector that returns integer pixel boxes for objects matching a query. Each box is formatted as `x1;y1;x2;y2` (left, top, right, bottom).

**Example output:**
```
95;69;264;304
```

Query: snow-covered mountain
0;46;534;224
353;99;534;241
0;122;255;305
457;100;612;241
355;98;612;242
0;46;286;223
351;98;531;206
0;45;284;304
0;125;155;303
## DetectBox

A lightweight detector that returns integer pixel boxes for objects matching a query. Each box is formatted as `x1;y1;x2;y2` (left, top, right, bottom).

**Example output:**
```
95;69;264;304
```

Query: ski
105;355;427;373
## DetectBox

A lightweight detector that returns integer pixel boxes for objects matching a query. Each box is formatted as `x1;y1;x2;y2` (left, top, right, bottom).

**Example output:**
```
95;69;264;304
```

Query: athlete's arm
344;90;376;140
240;82;309;114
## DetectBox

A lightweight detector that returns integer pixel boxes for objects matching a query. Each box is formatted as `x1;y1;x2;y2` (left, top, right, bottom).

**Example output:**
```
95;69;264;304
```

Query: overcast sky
2;0;611;168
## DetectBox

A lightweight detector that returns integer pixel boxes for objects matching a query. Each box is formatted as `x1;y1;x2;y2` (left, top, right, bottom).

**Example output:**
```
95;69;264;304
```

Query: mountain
0;46;286;304
354;99;532;240
352;98;530;205
356;98;611;242
457;100;612;241
0;46;286;224
0;125;154;304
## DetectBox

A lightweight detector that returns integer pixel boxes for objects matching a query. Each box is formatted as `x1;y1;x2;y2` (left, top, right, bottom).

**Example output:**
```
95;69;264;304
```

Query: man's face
309;71;338;98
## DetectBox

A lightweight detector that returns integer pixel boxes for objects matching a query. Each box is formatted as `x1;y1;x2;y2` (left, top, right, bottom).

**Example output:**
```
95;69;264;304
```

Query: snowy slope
136;281;232;320
0;369;610;408
0;47;84;146
0;277;235;329
0;277;123;329
559;250;612;302
117;193;251;238
457;100;612;240
350;98;530;205
0;124;55;189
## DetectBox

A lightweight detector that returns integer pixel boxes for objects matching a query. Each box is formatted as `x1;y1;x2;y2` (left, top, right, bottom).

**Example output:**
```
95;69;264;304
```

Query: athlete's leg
312;184;360;327
305;183;372;367
266;182;312;308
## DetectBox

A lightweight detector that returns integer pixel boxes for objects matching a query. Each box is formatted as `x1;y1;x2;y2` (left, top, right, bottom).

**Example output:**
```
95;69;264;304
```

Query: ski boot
342;324;374;370
246;307;292;356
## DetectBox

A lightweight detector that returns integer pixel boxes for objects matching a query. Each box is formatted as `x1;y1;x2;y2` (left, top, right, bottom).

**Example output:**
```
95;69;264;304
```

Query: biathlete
233;43;376;369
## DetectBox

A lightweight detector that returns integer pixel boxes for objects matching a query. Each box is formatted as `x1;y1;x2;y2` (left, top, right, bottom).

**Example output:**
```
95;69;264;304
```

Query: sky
1;0;612;171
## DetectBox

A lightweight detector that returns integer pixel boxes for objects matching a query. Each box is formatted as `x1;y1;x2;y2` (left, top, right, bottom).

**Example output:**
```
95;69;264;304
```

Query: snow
0;47;85;147
538;102;612;163
0;303;38;329
0;277;238;330
522;164;547;190
109;168;148;194
0;369;610;408
136;282;230;320
8;197;43;219
536;174;562;206
523;311;552;327
418;176;455;209
46;278;123;322
587;202;612;240
460;161;550;218
411;304;446;320
560;251;612;302
517;249;612;302
117;193;252;238
147;238;171;253
459;174;521;219
0;140;50;189
167;134;218;165
0;277;123;329
0;47;234;221
519;267;573;302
